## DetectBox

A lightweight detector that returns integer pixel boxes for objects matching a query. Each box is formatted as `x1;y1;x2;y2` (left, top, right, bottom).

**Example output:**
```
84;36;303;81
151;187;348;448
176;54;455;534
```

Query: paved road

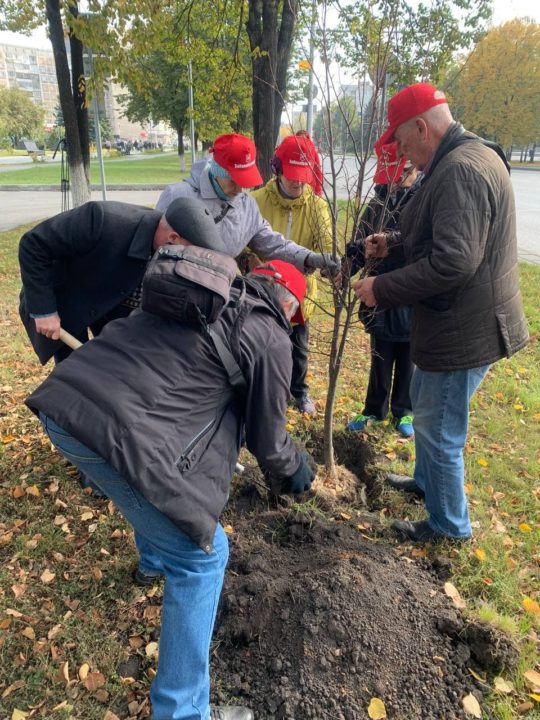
322;156;540;264
1;165;539;263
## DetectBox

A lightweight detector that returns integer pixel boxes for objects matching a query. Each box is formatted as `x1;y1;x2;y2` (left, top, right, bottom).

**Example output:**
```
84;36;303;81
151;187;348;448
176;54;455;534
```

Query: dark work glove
305;252;341;277
281;451;316;494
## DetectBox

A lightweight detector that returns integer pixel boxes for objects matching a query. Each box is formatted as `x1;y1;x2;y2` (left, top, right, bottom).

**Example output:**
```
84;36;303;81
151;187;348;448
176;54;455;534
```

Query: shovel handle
59;328;83;350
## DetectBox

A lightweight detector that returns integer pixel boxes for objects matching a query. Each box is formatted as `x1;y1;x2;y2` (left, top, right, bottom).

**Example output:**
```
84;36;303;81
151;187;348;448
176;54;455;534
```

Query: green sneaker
395;415;414;438
347;413;377;432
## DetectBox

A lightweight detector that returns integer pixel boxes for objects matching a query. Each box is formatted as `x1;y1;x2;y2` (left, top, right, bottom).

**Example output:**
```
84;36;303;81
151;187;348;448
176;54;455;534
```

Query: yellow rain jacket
251;178;332;322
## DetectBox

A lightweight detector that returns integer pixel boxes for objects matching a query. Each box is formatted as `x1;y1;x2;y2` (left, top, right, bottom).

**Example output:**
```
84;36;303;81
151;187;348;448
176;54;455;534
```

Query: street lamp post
188;60;196;165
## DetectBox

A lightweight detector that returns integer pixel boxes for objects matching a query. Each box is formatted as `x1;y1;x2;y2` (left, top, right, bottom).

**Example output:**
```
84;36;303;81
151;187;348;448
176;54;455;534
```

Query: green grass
0;219;539;718
0;152;189;185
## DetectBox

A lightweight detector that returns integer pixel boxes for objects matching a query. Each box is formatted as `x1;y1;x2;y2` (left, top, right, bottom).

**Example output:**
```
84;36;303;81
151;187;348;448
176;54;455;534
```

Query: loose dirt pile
211;451;517;720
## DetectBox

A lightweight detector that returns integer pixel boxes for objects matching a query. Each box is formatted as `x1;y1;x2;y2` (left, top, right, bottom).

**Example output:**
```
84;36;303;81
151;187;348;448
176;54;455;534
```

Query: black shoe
386;473;425;498
210;707;254;720
132;567;163;586
391;519;468;543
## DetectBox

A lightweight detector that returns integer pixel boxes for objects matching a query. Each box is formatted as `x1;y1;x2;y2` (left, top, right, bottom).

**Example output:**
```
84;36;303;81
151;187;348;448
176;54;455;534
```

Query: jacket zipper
286;210;293;240
175;418;216;471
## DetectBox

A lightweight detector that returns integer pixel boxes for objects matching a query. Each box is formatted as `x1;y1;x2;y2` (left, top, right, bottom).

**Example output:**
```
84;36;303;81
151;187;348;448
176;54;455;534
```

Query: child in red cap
345;140;418;438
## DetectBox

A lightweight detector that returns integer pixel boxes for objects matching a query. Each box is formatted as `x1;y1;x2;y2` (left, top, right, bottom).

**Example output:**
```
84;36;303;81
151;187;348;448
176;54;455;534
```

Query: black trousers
363;335;413;420
290;322;310;400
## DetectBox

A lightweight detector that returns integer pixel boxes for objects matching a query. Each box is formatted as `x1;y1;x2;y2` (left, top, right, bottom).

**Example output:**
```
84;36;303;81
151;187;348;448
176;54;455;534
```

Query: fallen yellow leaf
20;626;35;641
524;669;540;692
367;697;387;719
522;597;540;615
145;641;159;657
1;679;25;699
223;525;234;535
444;581;466;609
57;661;70;685
83;671;106;691
469;668;486;683
519;523;532;533
473;548;486;561
530;693;540;702
11;710;28;720
477;458;488;467
462;692;482;717
25;485;40;497
40;568;55;583
513;403;524;411
2;434;16;444
78;663;90;680
493;676;514;693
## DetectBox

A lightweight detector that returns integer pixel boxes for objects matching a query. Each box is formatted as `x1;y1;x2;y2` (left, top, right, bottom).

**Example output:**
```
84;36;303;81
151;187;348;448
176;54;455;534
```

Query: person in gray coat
156;133;339;277
26;246;315;720
354;83;528;543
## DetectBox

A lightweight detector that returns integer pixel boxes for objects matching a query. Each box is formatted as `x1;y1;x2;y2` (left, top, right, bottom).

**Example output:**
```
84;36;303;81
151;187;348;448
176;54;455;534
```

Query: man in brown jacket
354;83;528;542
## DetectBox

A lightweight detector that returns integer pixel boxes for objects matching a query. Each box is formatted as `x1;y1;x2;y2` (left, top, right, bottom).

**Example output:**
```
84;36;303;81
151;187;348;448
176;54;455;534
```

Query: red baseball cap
210;133;263;188
379;83;448;146
251;260;307;324
373;139;407;185
274;135;317;184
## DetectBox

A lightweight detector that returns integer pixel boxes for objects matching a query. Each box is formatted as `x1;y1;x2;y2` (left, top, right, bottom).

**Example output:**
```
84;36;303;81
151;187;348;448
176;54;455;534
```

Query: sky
0;1;538;53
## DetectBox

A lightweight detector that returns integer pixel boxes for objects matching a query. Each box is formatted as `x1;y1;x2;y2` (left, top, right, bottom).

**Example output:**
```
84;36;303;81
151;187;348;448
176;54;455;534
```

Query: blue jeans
40;414;229;720
409;365;490;537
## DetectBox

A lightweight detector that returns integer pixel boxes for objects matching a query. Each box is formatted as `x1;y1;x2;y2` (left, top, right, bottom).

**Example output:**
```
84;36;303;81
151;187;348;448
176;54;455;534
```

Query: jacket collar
265;177;311;209
426;122;510;181
198;162;246;208
128;210;162;259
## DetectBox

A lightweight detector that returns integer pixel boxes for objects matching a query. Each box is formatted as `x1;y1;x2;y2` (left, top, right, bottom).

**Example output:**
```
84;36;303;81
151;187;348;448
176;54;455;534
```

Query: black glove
305;252;341;277
281;451;316;494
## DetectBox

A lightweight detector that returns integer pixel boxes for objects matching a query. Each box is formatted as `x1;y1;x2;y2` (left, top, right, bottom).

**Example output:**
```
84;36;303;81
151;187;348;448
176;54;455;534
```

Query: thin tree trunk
247;0;297;182
68;4;90;185
176;123;186;172
46;0;90;207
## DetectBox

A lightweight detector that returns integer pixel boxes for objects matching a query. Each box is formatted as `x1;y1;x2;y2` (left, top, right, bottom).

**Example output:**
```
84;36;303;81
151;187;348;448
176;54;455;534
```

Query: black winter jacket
19;201;160;364
346;185;412;342
25;283;301;552
373;124;528;370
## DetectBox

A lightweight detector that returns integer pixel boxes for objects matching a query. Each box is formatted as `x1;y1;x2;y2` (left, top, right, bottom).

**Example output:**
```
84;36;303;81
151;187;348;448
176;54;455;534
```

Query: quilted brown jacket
373;123;528;371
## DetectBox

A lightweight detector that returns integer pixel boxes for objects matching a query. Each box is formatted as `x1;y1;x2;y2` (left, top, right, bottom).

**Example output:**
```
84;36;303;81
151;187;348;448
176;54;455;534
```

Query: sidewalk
0;189;163;232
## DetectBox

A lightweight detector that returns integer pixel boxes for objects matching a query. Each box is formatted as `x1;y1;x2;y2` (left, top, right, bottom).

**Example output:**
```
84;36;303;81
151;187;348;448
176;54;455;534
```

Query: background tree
88;108;113;145
246;0;298;181
299;0;493;474
0;86;45;149
119;51;190;168
1;0;91;205
447;19;540;151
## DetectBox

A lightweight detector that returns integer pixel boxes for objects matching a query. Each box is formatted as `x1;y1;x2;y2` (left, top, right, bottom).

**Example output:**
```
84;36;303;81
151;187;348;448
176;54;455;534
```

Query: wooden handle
59;328;83;350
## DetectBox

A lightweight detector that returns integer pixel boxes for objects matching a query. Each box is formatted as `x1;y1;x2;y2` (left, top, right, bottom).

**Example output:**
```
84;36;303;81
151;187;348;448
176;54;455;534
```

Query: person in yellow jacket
252;134;332;415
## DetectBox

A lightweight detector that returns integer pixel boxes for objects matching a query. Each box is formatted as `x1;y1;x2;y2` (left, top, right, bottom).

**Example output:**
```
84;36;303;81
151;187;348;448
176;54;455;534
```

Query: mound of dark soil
211;476;517;720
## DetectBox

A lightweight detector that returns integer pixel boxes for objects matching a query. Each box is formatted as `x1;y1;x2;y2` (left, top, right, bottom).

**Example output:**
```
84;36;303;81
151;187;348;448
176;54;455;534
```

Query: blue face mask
208;170;230;201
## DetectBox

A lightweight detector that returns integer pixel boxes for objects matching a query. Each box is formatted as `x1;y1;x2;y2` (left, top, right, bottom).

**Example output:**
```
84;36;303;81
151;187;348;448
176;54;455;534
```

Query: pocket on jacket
175;417;218;473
